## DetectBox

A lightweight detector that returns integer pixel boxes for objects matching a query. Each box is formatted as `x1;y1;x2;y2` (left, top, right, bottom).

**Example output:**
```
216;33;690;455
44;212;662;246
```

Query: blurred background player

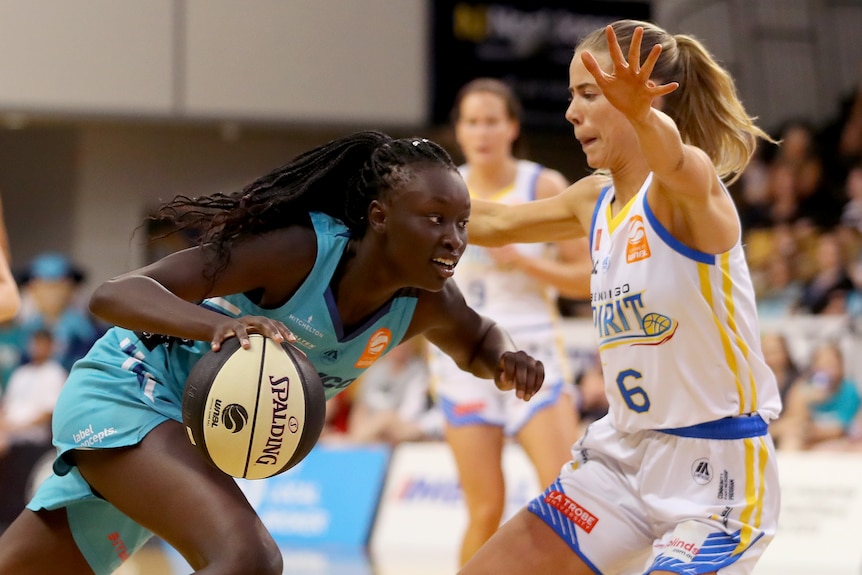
16;252;103;372
428;78;591;566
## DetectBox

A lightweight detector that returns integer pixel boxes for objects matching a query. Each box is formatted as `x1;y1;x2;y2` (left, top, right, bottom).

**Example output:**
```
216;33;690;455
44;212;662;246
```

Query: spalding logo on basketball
182;334;326;480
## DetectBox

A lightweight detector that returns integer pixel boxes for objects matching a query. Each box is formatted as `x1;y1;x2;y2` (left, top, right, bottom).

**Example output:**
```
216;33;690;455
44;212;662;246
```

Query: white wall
0;0;175;115
0;0;428;125
71;123;350;288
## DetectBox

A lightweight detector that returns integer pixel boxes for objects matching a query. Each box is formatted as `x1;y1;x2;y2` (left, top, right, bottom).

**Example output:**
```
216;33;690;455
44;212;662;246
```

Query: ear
368;199;387;233
508;119;521;144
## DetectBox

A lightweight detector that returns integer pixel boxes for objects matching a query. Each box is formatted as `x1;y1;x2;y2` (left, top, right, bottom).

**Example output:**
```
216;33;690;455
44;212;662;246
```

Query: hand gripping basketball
182;334;326;479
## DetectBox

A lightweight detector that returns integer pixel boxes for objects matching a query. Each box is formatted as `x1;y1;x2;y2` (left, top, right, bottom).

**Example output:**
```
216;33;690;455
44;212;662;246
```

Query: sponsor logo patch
354;328;392;368
625;215;651;263
544;490;599;533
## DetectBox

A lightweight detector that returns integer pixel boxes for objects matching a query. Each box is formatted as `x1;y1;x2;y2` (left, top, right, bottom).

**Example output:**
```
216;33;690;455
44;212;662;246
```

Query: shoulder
224;224;319;282
534;165;570;200
561;173;611;212
235;224;317;258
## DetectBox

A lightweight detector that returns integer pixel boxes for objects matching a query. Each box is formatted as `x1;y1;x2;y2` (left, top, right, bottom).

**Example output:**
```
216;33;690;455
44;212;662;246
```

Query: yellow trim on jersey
605;193;638;235
467;182;516;202
698;262;746;414
719;253;758;412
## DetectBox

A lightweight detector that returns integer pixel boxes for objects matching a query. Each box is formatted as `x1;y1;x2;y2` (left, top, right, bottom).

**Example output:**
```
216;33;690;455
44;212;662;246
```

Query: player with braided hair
0;130;544;575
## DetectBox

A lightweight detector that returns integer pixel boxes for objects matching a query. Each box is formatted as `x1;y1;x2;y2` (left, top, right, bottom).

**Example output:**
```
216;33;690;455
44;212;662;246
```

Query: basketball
182;334;326;480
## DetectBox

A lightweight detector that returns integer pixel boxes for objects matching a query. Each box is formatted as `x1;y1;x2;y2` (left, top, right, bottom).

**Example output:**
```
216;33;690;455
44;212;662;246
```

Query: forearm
464;322;515;379
89;275;223;341
468;199;511;247
631;108;688;178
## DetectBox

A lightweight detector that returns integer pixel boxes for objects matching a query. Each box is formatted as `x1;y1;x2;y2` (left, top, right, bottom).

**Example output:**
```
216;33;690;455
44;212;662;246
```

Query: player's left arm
486;168;593;299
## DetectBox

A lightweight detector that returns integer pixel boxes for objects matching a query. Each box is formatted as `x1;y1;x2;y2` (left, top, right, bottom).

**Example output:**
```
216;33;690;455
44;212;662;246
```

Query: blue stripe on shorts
527;480;602;574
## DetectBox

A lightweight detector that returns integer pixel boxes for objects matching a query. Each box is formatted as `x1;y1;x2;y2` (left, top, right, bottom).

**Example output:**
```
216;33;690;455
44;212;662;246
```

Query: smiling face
565;51;638;171
455;91;519;168
370;164;470;292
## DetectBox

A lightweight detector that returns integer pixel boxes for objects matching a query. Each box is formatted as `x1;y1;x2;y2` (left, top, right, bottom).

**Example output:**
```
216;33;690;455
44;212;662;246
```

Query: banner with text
430;0;651;129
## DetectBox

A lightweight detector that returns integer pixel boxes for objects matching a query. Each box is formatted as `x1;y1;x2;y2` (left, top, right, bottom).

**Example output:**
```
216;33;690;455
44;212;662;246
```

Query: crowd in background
0;252;107;531
2;73;862;535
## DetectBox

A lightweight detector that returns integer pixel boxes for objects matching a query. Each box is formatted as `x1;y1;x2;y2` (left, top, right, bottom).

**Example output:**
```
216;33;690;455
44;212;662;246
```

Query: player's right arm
89;227;313;349
467;173;608;247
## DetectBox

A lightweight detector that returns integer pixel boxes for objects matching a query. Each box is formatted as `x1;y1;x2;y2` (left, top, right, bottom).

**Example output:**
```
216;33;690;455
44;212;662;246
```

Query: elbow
0;289;21;323
88;278;122;319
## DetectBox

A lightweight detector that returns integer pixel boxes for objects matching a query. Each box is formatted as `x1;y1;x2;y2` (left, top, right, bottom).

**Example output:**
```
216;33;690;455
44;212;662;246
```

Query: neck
333;238;402;326
610;164;651;205
466;158;518;198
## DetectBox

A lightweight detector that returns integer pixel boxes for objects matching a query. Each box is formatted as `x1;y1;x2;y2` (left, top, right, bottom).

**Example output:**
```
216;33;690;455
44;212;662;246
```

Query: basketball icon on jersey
641;312;672;336
626;216;651;263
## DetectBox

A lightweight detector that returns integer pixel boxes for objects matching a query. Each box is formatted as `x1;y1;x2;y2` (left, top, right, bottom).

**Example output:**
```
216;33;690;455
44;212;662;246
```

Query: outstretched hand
494;350;544;401
581;25;679;123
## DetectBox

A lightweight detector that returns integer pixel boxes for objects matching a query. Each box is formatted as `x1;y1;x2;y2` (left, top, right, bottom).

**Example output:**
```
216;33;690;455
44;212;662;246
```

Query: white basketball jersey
455;160;560;330
427;161;570;421
589;173;780;433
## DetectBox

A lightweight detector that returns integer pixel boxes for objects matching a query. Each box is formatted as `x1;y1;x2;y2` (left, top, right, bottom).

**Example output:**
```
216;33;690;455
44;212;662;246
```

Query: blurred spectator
16;253;103;371
762;331;802;405
765;160;802;226
756;254;804;319
839;160;862;234
762;331;802;448
344;338;442;445
795;231;855;315
734;142;774;231
777;120;844;228
837;64;862;163
0;328;67;531
773;341;860;451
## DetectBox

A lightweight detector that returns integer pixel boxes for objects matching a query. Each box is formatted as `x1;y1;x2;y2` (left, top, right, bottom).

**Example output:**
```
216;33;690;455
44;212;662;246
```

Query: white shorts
430;326;571;436
527;414;779;574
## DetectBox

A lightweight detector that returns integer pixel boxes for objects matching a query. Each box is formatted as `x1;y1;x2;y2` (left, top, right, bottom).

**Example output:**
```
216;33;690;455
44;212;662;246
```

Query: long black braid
152;130;456;270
